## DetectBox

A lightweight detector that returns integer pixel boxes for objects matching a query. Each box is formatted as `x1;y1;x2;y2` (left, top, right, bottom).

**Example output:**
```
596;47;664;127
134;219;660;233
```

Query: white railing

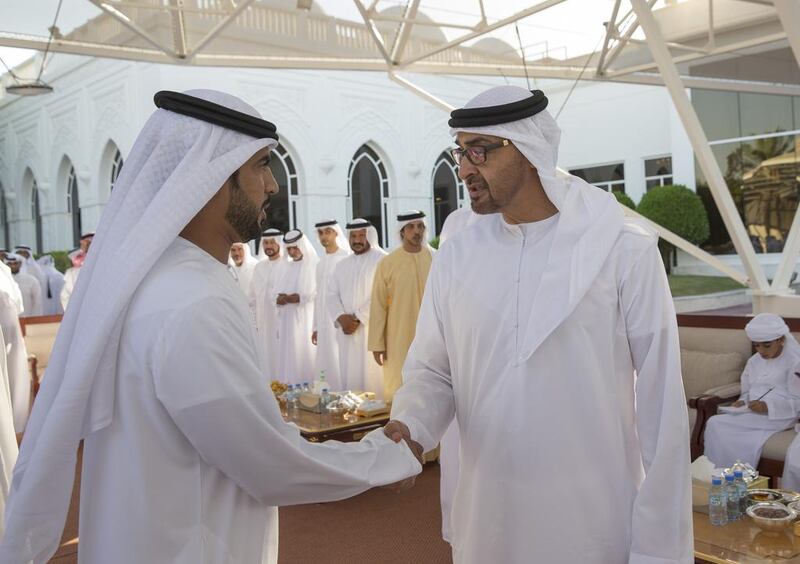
57;1;524;65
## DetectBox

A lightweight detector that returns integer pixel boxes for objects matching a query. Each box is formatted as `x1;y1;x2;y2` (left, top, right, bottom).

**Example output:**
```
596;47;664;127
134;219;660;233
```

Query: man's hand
749;400;768;414
373;351;386;366
337;314;360;335
382;420;424;492
732;400;745;407
311;331;317;346
384;419;412;444
276;294;288;306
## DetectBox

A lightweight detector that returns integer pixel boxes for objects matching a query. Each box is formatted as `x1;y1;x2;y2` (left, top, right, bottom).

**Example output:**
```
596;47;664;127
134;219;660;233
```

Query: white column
629;0;769;292
768;0;800;291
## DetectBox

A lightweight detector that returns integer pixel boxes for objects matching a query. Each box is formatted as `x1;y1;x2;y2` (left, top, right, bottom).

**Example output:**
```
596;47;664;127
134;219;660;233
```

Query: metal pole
399;0;567;67
353;0;392;66
596;0;622;76
169;0;188;58
389;0;422;64
186;0;256;61
629;0;769;290
768;0;800;290
88;0;177;59
387;71;454;112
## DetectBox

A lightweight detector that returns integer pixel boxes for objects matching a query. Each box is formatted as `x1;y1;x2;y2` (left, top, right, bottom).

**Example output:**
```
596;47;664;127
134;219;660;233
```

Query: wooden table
694;506;800;563
283;408;390;443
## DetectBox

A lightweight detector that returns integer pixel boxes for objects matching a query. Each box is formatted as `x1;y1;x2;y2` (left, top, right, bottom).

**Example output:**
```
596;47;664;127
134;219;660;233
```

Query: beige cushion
680;349;746;400
679;327;753;357
762;429;797;462
22;321;60;374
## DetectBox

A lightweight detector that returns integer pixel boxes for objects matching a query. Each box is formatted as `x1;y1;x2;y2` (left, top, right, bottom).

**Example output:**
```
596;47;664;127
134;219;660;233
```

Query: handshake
383;420;425;492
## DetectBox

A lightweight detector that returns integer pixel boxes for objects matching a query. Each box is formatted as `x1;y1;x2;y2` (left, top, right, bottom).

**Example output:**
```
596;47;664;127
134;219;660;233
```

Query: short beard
468;175;501;215
226;173;263;242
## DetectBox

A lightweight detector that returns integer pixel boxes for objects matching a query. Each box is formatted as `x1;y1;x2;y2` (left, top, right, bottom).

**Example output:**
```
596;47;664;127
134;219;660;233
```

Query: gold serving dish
747;502;797;532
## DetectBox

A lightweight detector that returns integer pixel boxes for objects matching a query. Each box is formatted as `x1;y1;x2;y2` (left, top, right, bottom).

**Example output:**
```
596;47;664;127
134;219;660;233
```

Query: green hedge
612;190;636;210
34;251;72;274
637;184;710;273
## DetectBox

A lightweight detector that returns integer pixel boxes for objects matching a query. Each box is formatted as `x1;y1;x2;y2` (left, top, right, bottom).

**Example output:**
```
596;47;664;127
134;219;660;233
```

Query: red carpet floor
49;454;452;564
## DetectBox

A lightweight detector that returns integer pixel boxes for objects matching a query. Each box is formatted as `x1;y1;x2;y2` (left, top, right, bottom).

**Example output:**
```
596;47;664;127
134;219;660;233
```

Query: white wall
0;56;697;252
549;79;690;205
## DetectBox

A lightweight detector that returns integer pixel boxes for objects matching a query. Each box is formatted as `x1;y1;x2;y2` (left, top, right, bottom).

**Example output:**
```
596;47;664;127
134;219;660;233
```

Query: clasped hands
732;399;768;414
337;314;360;335
276;293;300;306
382;420;424;492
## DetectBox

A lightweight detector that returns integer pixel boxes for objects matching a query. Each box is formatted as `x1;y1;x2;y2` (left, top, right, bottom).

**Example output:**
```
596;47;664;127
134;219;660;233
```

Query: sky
0;0;671;76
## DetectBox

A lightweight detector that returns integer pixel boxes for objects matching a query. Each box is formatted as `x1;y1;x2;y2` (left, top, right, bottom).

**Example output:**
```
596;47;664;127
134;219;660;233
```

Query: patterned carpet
49;449;452;564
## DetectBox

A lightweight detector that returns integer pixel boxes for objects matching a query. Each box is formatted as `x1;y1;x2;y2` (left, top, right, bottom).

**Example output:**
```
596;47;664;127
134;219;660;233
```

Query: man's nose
457;160;477;180
264;171;279;195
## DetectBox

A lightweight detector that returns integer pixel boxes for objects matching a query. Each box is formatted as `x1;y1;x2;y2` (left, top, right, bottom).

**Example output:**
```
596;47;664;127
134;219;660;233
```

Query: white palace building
0;0;798;271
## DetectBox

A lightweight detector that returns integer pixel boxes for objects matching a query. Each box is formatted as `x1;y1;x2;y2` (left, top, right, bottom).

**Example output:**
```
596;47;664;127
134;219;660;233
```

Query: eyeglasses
450;139;510;166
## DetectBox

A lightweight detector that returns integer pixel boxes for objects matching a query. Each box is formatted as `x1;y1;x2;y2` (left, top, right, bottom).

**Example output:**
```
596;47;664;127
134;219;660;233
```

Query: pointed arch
264;141;300;234
0;182;8;249
431;151;464;236
348;143;390;247
99;140;124;202
23;168;43;254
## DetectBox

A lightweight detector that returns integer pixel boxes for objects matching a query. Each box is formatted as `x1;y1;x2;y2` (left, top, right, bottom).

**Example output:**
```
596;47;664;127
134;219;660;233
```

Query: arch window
30;179;42;254
66;166;82;247
432;151;463;236
264;142;299;235
348;144;389;247
110;149;123;192
0;184;8;249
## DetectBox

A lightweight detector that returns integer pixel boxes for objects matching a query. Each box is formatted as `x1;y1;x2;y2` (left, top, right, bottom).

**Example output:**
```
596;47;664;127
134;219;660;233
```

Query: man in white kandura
312;219;350;390
0;261;28;435
0;90;422;564
0;322;18;538
327;219;386;397
5;254;42;318
248;227;286;379
60;233;94;311
384;86;693;563
273;229;318;384
229;241;258;298
36;255;65;315
705;313;800;469
13;246;46;298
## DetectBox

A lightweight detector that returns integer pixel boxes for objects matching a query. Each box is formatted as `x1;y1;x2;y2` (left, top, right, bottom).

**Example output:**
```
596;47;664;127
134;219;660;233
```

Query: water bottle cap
725;473;734;481
322;388;329;393
734;469;743;477
712;476;722;485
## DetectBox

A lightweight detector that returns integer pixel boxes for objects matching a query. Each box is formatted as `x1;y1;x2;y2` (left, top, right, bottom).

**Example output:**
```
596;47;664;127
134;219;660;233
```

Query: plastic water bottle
733;469;748;515
302;382;310;393
709;475;728;526
725;473;741;521
288;385;300;418
320;388;331;425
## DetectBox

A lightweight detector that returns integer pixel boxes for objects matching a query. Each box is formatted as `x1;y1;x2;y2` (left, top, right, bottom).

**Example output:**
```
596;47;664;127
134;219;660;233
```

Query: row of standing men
229;211;433;401
0;234;94;436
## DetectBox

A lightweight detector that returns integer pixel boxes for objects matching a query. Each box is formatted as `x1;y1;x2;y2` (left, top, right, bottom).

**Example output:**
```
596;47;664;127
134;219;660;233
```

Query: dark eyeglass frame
450;139;510;166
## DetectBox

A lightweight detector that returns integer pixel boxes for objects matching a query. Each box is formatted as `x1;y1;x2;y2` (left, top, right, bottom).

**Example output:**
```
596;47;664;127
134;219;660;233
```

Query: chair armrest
688;389;741;461
700;382;741;401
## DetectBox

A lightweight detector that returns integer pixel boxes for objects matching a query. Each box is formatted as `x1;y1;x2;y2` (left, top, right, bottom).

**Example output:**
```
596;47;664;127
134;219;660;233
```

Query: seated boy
704;313;800;468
